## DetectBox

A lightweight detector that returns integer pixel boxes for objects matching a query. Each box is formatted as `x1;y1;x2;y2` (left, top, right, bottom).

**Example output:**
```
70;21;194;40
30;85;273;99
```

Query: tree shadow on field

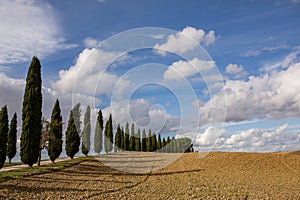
0;158;206;199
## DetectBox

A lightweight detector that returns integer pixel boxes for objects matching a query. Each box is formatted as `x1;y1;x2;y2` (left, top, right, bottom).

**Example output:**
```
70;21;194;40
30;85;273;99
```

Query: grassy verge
3;162;24;168
0;156;91;182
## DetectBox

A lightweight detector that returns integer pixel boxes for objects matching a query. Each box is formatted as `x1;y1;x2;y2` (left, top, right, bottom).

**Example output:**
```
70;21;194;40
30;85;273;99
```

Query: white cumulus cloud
154;26;216;55
0;0;75;64
225;63;248;79
198;61;300;124
163;58;215;81
52;48;123;96
215;124;299;152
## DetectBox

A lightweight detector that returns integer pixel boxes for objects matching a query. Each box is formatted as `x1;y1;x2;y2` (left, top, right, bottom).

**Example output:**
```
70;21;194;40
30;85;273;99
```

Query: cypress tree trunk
48;99;63;162
94;110;103;154
20;57;42;167
0;106;9;169
7;113;17;164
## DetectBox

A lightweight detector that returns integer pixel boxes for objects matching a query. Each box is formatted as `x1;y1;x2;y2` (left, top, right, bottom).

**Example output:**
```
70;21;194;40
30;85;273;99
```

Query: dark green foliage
157;134;162;151
65;105;81;159
124;122;129;151
82;106;91;156
135;129;141;151
7;113;17;163
71;103;81;134
129;123;135;151
170;137;176;153
146;129;152;152
0;106;8;169
48;99;63;162
151;133;157;152
120;127;124;150
104;114;113;153
94;110;103;154
159;137;192;153
114;124;122;152
141;129;147;152
166;136;171;152
20;57;42;167
162;138;166;152
177;137;192;152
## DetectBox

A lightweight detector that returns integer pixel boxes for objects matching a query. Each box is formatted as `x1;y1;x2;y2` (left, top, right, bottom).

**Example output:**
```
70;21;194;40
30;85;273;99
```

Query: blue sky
0;0;300;153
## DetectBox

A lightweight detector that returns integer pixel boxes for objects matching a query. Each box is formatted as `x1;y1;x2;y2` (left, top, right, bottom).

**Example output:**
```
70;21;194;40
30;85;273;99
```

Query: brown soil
0;151;299;199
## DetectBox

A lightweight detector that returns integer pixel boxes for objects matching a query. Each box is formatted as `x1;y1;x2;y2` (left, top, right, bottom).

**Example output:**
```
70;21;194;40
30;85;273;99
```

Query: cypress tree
170;137;176;153
48;99;63;163
120;127;124;150
72;103;81;134
166;136;171;152
20;57;42;167
162;138;166;153
65;105;81;159
151;132;157;152
141;129;147;152
0;106;8;169
174;138;180;153
7;113;17;163
94;110;103;154
124;122;130;151
114;124;122;152
104;114;113;153
129;123;135;151
146;129;152;152
157;133;162;152
135;128;141;151
82;106;91;156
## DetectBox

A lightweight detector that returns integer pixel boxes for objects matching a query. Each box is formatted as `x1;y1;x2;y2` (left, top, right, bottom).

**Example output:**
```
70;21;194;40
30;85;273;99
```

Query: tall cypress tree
20;57;42;167
151;132;157;152
65;105;81;159
48;99;63;163
120;127;124;150
162;138;166;153
114;124;122;152
124;122;130;151
141;129;147;152
82;106;91;156
72;103;81;135
129;123;135;151
166;136;171;153
135;128;141;151
146;129;152;152
94;110;103;154
0;106;8;169
7;113;17;163
157;133;162;152
104;114;113;153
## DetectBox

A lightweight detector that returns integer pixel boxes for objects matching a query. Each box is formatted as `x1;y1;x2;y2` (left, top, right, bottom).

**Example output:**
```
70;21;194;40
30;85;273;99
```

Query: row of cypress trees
113;122;193;153
0;106;16;169
0;56;193;168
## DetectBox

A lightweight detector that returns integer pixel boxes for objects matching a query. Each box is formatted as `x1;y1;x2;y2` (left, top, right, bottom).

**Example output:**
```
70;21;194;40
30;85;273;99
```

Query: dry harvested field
0;151;299;199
